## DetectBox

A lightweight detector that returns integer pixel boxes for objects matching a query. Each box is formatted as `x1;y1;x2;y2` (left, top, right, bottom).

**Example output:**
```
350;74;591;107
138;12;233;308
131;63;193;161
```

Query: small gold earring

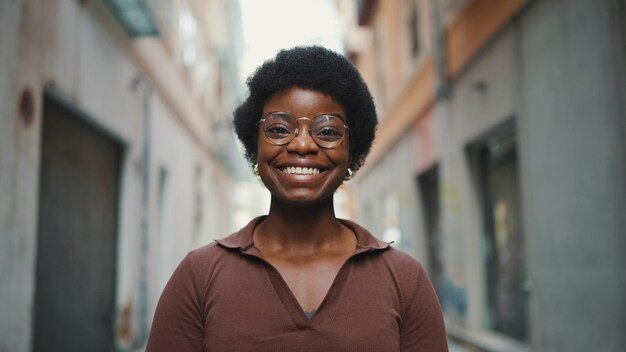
344;168;353;181
253;163;259;176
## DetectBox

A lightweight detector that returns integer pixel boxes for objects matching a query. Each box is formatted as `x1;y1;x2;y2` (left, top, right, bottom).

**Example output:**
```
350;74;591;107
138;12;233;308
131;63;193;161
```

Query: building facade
343;0;626;351
0;0;246;350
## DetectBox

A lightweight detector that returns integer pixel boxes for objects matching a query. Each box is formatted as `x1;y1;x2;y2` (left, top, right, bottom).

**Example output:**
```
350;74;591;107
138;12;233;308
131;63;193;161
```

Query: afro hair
233;46;377;173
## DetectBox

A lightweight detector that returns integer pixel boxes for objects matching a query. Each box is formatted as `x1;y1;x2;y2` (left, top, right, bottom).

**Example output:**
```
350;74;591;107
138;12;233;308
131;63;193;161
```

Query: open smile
281;166;321;175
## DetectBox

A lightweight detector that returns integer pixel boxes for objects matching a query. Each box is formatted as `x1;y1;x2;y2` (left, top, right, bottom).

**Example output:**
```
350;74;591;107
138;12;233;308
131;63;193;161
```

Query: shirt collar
215;216;391;254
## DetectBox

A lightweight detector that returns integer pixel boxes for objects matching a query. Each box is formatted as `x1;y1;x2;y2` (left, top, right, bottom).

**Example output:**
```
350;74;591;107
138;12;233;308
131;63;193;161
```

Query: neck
255;196;347;253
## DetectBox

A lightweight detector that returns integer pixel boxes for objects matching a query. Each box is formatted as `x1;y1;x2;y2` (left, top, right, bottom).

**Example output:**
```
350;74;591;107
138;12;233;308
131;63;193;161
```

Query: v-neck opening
262;256;353;328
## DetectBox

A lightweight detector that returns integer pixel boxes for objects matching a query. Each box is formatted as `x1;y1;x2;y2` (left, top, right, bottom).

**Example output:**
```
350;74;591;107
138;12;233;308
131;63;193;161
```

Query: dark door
467;120;528;342
33;94;122;351
416;165;443;297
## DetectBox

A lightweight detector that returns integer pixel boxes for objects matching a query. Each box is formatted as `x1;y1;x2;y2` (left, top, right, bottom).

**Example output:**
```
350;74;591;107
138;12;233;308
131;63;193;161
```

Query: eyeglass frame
257;111;350;148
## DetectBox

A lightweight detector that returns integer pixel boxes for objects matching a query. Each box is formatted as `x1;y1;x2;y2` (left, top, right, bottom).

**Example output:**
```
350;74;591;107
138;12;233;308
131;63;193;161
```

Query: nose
286;124;319;155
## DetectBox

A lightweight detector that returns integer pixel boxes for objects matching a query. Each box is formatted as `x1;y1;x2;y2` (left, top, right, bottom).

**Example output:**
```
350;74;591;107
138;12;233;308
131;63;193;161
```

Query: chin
274;189;336;207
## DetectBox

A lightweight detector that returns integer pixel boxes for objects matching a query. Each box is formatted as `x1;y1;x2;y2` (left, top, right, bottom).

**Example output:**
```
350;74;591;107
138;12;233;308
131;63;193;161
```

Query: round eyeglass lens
262;113;297;144
311;115;346;147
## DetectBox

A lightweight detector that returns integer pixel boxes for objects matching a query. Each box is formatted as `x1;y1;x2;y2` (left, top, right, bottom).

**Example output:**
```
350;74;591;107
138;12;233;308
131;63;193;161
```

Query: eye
312;115;345;142
265;124;291;137
315;126;343;141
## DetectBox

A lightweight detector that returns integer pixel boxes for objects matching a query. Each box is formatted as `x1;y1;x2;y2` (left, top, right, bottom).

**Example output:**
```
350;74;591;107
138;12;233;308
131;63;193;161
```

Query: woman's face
257;86;350;206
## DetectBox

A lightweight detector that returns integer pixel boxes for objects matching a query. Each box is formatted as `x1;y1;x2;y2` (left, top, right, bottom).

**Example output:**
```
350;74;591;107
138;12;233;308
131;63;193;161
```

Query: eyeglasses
258;112;349;148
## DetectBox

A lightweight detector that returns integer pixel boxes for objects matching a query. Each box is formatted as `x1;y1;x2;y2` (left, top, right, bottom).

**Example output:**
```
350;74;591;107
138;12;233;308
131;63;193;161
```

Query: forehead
262;87;345;115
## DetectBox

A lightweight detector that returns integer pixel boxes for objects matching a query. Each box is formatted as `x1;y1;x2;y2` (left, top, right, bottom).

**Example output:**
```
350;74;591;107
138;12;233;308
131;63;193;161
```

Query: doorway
416;164;443;297
33;93;122;351
467;119;528;342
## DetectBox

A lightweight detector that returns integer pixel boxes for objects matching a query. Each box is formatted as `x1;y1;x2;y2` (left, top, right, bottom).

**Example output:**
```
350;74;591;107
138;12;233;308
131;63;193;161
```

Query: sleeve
145;254;205;352
399;260;449;352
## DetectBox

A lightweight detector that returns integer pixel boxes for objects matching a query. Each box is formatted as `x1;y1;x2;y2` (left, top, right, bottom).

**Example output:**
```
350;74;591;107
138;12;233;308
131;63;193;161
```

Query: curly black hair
233;46;377;173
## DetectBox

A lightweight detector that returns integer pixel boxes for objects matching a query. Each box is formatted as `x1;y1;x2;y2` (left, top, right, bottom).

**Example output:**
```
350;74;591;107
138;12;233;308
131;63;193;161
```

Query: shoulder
374;247;432;288
184;241;225;268
179;218;262;286
183;238;248;276
381;247;427;273
165;242;226;289
187;240;227;260
345;219;432;294
343;218;429;279
345;218;427;274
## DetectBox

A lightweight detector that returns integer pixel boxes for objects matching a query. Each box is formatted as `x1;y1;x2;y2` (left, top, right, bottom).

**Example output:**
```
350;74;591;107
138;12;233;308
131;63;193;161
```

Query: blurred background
1;0;625;351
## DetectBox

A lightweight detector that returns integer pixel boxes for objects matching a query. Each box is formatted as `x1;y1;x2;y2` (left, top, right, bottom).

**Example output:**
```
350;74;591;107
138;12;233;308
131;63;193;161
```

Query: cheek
339;140;351;165
256;132;271;160
256;140;281;166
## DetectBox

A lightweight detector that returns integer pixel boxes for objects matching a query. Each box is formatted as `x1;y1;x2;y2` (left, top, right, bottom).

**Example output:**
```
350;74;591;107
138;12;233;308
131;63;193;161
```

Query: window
467;120;528;342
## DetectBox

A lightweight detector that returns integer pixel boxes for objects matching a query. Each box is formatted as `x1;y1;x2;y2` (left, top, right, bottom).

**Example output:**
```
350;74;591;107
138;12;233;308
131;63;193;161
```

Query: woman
146;46;448;351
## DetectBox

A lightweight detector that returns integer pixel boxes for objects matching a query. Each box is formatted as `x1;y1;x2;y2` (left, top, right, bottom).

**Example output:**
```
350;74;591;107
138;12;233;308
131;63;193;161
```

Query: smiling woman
146;46;448;352
256;87;350;207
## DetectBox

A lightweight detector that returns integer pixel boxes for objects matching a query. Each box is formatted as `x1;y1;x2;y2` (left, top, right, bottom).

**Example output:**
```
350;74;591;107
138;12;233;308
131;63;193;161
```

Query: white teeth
283;167;320;175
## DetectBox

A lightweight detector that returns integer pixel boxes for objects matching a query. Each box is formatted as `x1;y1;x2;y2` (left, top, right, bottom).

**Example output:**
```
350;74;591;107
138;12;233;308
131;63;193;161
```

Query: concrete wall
354;130;427;261
437;25;520;334
0;1;238;350
351;0;626;350
517;0;626;350
0;1;57;349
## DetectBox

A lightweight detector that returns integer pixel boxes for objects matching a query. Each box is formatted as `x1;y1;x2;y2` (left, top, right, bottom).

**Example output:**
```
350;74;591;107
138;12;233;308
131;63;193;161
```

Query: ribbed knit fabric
146;217;448;352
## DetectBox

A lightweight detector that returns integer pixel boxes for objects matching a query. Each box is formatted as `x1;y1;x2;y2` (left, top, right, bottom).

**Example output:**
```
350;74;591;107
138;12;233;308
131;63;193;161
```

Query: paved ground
449;339;472;352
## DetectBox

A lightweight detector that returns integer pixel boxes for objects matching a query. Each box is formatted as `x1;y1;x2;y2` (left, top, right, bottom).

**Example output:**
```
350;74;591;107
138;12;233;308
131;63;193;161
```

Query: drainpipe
429;0;450;100
133;74;152;347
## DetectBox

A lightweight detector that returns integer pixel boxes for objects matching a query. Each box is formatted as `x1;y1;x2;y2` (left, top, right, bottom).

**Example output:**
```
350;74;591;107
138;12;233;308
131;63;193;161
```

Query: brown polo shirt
146;217;448;351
